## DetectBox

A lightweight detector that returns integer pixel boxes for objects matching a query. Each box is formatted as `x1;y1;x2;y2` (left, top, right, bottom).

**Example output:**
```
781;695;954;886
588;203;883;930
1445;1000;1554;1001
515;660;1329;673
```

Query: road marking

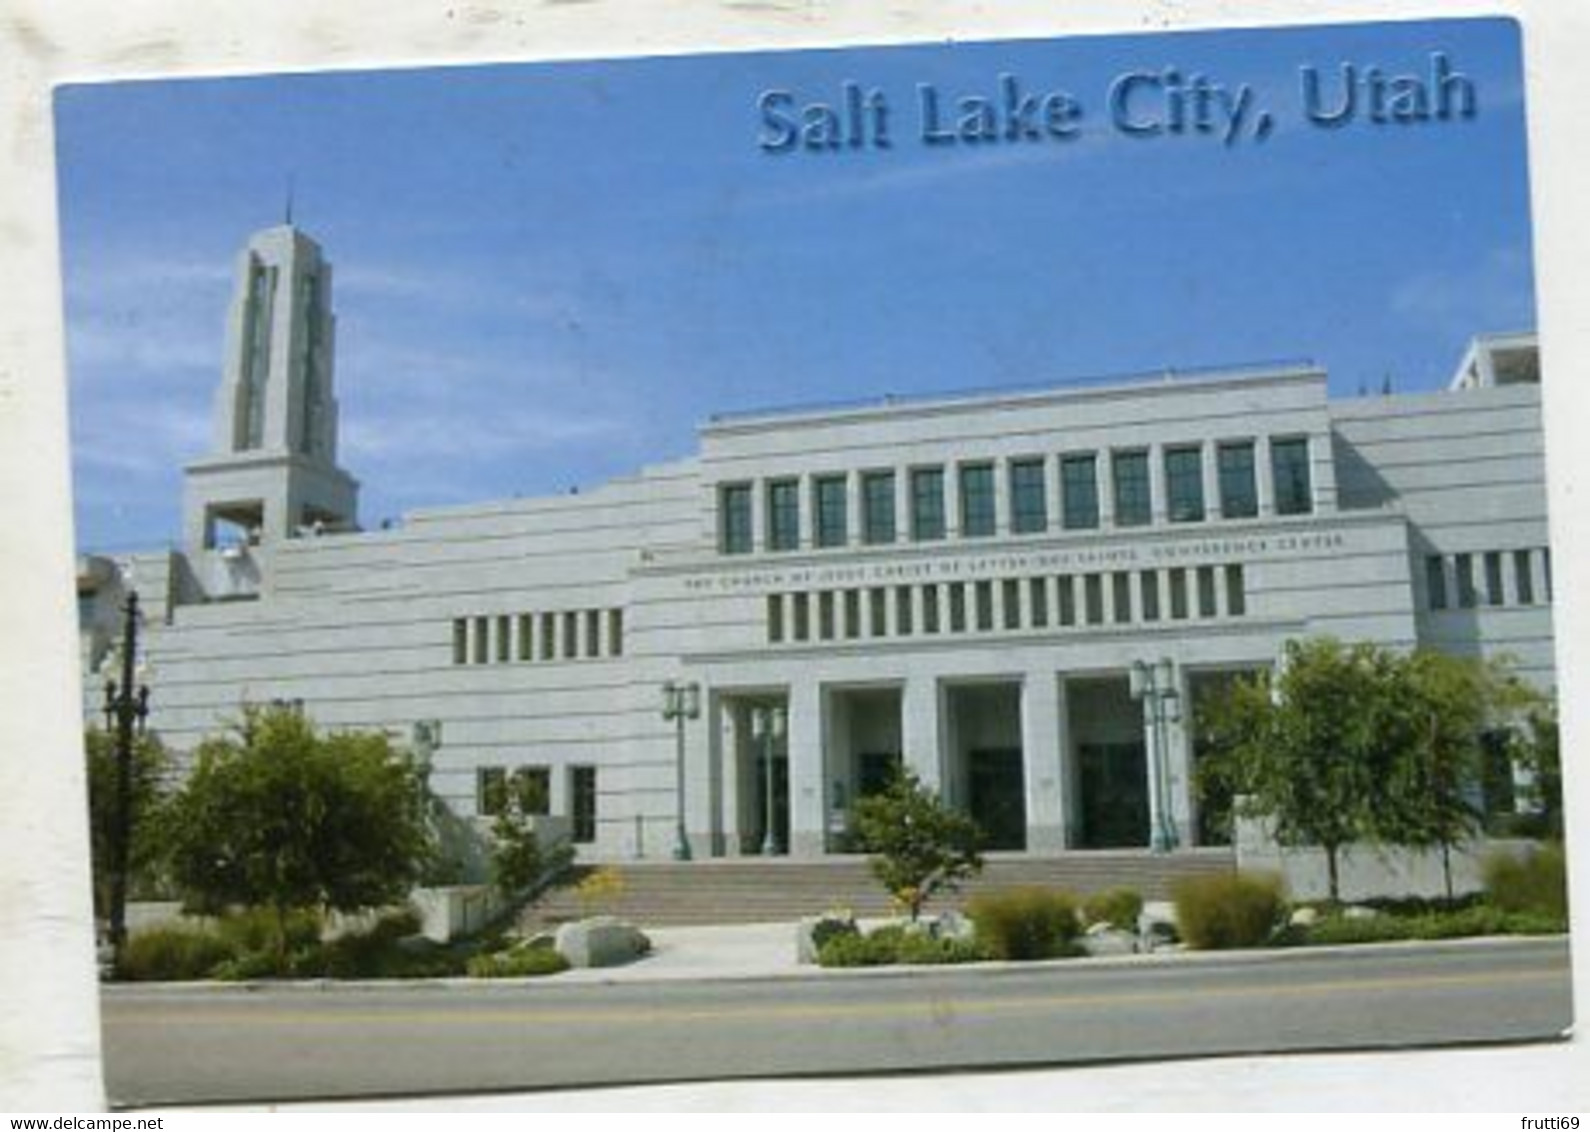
103;962;1569;1030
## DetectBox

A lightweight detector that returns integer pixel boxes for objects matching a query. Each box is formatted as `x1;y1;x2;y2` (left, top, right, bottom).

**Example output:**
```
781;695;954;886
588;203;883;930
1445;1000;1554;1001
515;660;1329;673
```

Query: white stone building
77;226;1555;866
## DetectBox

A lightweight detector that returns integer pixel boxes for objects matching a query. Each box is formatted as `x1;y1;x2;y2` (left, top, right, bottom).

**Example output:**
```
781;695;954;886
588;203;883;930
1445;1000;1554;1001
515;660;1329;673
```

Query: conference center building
76;226;1556;863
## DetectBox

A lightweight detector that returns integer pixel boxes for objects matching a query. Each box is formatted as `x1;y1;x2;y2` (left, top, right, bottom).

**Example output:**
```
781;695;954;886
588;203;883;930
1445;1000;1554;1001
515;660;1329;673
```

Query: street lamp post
751;704;787;856
101;590;150;962
1130;658;1182;854
661;681;700;861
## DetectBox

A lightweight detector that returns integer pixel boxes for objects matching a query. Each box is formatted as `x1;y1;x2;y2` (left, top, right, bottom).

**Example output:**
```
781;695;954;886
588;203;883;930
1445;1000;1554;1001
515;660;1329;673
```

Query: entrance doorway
944;682;1026;851
1067;677;1150;849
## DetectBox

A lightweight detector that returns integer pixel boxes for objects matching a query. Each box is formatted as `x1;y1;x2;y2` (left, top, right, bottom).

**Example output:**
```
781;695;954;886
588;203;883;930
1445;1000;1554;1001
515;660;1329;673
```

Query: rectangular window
818;591;836;640
766;479;800;552
518;613;534;661
512;766;552;816
477;767;508;817
539;612;555;660
452;618;467;665
1514;550;1535;605
1271;437;1313;516
1057;576;1076;627
869;587;887;636
1084;575;1105;625
1225;565;1246;616
1010;459;1047;534
1543;548;1553;601
1169;568;1189;620
792;593;810;641
1197;566;1217;617
1164;446;1205;522
959;463;996;538
473;616;489;664
1217;441;1259;519
974;581;994;631
862;471;896;544
1427;556;1449;610
767;594;784;643
949;584;967;632
1455;553;1477;609
1112;572;1132;624
921;585;941;634
844;590;861;638
1140;571;1160;622
1061;455;1100;530
895;587;914;635
813;475;848;548
497;615;511;663
1029;577;1049;627
608;609;623;656
1002;579;1021;629
1484;552;1505;607
562;611;578;658
570;766;597;844
584;610;600;658
910;467;946;541
720;483;752;554
1112;450;1151;527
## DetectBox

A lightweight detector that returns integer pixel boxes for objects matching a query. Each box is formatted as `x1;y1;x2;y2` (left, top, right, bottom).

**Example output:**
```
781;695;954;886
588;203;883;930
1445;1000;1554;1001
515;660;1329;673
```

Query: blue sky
54;17;1535;552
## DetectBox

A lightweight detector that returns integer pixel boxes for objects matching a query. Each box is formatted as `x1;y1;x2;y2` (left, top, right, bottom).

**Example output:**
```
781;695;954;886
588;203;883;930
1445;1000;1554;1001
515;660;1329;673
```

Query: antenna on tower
284;174;296;227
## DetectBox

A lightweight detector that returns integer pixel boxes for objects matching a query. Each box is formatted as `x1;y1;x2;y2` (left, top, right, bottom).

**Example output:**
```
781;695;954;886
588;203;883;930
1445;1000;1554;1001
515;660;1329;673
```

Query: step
522;849;1235;929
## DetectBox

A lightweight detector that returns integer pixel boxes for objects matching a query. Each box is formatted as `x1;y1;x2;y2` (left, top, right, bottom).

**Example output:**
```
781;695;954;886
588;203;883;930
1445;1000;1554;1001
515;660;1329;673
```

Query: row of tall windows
765;563;1247;643
451;608;624;665
476;764;598;843
719;437;1313;554
1425;548;1552;611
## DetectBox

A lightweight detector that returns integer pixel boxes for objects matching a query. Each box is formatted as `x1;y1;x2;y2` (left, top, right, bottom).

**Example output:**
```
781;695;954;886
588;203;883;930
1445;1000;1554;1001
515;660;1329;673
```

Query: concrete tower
183;225;359;551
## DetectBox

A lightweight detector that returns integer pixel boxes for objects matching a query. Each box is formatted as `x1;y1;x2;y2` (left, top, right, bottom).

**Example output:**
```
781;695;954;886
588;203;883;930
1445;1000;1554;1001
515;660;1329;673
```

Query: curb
99;931;1569;996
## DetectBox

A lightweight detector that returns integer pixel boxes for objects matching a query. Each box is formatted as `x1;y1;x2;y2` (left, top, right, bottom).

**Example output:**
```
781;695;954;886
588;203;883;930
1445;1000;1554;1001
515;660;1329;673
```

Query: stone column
901;676;943;792
1256;437;1276;518
1167;664;1196;848
786;679;827;857
714;690;741;856
1203;444;1223;520
1020;670;1066;852
1148;444;1168;526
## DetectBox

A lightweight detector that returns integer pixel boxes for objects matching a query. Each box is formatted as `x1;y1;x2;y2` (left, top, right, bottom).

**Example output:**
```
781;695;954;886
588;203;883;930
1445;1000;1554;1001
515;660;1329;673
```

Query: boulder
1289;906;1320;928
1137;900;1179;950
1081;923;1138;957
1343;904;1380;921
554;916;650;968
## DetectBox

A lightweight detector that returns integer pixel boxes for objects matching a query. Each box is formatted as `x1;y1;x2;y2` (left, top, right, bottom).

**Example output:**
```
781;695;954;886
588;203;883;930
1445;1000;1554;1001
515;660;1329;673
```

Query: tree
851;768;984;921
84;727;170;919
1374;651;1535;899
1508;703;1562;839
162;705;433;964
1196;638;1406;903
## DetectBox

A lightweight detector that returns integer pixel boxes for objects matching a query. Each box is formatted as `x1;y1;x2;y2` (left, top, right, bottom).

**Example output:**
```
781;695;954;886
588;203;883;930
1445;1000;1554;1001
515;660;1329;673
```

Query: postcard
6;2;1585;1113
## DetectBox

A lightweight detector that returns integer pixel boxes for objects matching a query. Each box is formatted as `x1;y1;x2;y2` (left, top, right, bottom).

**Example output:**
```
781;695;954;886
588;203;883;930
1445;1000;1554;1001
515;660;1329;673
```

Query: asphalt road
100;938;1573;1108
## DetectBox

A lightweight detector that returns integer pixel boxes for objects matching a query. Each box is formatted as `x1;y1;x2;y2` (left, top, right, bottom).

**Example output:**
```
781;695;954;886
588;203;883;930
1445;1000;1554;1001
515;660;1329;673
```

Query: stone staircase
521;849;1236;929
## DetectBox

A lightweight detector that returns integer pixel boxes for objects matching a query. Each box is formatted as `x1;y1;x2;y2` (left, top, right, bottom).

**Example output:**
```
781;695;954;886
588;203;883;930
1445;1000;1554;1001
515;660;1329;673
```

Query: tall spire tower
183;225;359;551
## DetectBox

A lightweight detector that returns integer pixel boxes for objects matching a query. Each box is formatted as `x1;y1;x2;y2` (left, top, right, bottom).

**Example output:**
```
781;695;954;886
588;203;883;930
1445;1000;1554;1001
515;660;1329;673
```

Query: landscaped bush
214;906;323;956
809;914;860;952
966;888;1083;960
466;943;570;978
1298;903;1565;947
1082;887;1144;931
118;925;237;981
1484;843;1568;921
815;924;987;967
1170;871;1285;949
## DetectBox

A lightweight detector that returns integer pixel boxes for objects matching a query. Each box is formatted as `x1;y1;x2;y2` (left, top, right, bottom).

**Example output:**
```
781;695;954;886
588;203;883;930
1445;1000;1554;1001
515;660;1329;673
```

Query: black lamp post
101;590;150;960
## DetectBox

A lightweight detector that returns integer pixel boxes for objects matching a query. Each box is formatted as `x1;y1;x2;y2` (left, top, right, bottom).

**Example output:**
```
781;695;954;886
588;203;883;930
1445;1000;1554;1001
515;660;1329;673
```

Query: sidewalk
553;921;808;983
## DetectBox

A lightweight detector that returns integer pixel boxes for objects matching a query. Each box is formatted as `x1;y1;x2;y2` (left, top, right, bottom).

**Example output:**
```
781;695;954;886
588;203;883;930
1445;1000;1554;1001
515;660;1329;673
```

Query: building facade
77;228;1555;864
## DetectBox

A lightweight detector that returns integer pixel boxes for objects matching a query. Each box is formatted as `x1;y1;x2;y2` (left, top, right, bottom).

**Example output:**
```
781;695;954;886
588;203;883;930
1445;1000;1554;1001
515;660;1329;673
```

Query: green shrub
118;925;237;981
214;906;322;956
1301;915;1415;946
1171;872;1285;949
815;924;986;967
810;915;860;952
467;944;570;978
967;888;1083;960
1484;843;1568;920
1082;887;1144;931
